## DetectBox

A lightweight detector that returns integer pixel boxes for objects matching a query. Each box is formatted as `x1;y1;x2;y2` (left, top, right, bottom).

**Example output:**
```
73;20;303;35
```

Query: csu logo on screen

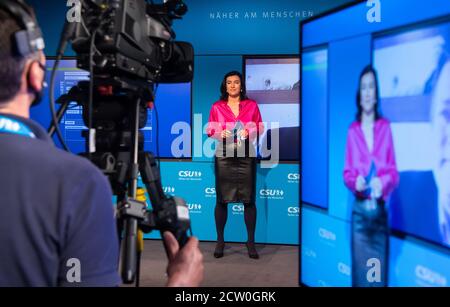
163;186;175;194
232;204;244;215
318;227;336;241
302;246;317;259
259;189;285;199
178;170;202;181
204;187;216;198
415;265;447;286
287;173;300;183
287;206;300;217
337;262;351;276
187;203;202;214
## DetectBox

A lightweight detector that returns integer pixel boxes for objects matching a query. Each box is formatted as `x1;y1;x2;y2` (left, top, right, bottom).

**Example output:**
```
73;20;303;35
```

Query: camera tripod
49;78;190;285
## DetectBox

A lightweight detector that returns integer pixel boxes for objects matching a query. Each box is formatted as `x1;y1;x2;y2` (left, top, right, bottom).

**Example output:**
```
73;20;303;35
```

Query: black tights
215;202;257;243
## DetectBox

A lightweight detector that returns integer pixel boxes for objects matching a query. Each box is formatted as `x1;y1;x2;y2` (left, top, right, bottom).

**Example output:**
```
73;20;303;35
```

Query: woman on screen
206;71;264;259
343;65;399;287
431;55;450;247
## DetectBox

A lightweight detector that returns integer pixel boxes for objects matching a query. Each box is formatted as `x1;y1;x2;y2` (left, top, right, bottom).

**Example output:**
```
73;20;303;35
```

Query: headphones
0;0;45;57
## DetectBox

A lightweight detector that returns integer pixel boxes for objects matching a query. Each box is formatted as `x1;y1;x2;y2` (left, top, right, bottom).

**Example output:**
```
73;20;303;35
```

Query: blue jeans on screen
351;198;388;287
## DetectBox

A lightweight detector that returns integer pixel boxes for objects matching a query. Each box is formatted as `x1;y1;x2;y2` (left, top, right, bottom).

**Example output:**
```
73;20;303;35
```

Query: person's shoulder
29;141;105;183
242;99;258;109
56;148;104;178
212;100;226;106
376;117;391;127
56;148;98;169
348;120;360;131
376;118;395;136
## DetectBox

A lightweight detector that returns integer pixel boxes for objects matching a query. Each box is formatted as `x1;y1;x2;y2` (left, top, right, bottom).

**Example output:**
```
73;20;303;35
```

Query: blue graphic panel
302;48;328;208
389;237;450;286
301;206;351;287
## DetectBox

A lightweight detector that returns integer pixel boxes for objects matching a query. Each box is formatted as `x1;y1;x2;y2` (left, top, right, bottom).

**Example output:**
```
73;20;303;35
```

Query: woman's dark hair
220;71;248;101
356;65;381;121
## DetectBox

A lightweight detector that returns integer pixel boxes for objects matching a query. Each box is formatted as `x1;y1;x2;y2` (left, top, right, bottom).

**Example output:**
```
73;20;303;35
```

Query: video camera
72;0;193;84
50;0;195;285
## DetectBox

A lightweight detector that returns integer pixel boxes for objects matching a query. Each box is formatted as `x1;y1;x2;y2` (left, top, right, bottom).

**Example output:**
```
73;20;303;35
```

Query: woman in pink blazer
206;71;264;259
343;65;399;287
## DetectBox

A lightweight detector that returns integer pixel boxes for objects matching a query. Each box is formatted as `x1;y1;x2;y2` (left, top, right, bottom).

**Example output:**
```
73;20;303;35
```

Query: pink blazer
343;118;399;200
206;99;264;142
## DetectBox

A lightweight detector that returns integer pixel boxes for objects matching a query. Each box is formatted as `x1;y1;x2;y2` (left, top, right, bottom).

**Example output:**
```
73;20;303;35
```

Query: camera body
72;0;193;84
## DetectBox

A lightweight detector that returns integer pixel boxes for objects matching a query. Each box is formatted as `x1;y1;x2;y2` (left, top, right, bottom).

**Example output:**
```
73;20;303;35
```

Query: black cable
153;84;161;165
88;29;99;160
49;57;71;152
49;14;80;152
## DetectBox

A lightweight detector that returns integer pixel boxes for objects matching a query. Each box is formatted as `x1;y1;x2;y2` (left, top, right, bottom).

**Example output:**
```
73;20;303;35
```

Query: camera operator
0;0;203;287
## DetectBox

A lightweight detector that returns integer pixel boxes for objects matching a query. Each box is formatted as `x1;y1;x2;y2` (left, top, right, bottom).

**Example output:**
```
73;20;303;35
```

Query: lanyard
0;116;36;139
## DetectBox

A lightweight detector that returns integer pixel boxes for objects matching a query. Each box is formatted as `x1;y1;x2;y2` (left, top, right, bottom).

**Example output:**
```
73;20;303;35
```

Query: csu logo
415;265;447;286
178;170;202;180
318;227;336;241
178;170;202;177
260;189;284;196
287;206;300;216
204;187;216;198
187;203;202;214
287;173;300;181
163;186;175;194
303;246;317;259
205;187;216;194
188;203;202;210
232;204;244;214
259;189;285;199
337;262;351;276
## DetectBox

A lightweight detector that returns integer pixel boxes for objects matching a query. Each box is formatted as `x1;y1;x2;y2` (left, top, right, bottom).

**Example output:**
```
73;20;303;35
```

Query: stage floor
128;240;299;287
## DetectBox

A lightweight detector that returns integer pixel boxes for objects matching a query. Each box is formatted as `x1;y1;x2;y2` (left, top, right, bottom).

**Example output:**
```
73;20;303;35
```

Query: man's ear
27;60;45;93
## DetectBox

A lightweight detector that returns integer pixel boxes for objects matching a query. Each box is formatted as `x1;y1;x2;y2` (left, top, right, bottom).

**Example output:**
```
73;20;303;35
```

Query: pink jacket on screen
343;118;399;200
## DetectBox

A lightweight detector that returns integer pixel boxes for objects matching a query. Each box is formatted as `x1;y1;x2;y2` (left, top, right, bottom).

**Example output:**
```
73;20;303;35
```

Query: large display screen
244;57;300;161
301;0;450;287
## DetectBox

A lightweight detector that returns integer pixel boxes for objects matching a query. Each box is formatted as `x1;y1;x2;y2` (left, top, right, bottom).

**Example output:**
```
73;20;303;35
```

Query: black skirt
214;140;257;204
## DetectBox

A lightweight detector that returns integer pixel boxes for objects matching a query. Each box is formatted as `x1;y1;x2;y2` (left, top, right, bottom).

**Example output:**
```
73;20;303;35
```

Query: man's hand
163;232;204;287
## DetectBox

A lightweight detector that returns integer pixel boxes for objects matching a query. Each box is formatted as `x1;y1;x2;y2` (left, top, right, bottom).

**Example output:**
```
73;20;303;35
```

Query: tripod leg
138;152;166;206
